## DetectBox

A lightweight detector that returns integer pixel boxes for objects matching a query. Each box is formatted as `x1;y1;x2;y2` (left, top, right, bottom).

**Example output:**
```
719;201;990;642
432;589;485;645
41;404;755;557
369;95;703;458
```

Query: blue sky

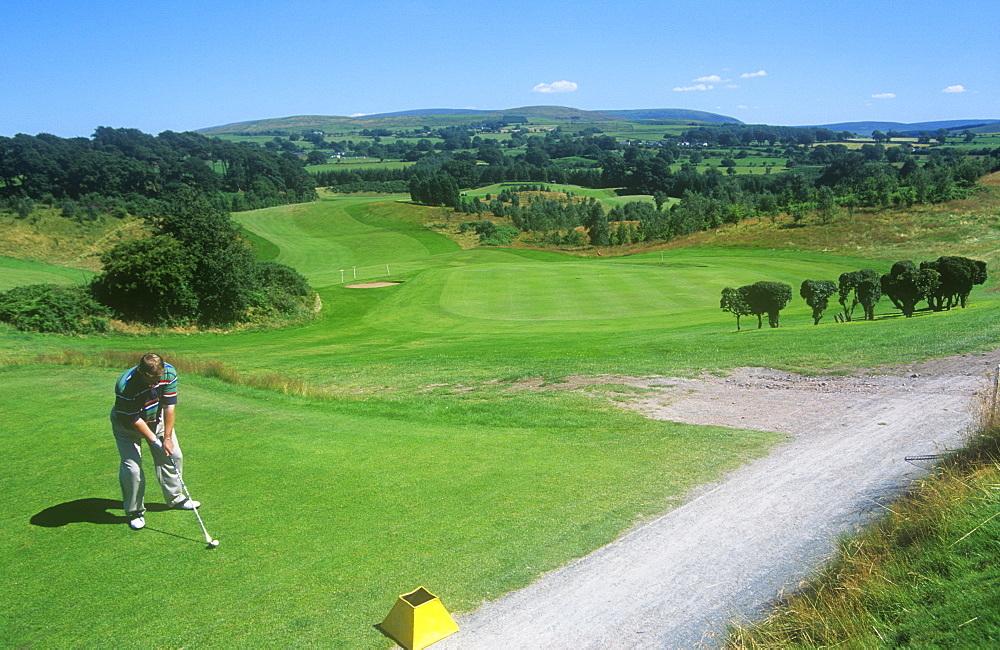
1;0;995;137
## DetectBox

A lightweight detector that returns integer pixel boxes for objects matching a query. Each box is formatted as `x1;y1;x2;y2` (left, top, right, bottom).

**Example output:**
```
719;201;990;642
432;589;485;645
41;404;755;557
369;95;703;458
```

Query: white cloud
871;93;896;99
350;112;374;117
725;84;741;89
673;84;713;92
694;75;726;83
532;80;578;94
740;70;767;78
942;84;967;93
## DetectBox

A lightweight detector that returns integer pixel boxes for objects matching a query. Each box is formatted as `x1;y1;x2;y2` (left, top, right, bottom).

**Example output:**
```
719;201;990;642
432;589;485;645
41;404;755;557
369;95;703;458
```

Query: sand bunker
344;281;401;289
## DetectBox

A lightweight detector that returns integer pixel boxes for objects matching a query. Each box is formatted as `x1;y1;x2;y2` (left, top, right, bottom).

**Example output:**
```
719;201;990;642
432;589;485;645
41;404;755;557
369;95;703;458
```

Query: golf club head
206;539;220;549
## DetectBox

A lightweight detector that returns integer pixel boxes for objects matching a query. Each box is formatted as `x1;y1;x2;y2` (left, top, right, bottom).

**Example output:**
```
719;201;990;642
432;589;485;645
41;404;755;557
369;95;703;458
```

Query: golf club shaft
175;468;213;543
151;437;214;543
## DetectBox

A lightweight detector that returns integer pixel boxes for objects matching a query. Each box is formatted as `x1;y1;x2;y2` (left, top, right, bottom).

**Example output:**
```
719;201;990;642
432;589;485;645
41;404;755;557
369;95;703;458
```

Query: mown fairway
0;256;93;291
2;193;998;646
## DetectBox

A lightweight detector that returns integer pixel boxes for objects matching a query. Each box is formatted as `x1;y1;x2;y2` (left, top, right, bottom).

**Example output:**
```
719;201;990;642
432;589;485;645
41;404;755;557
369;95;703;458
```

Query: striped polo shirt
113;363;179;428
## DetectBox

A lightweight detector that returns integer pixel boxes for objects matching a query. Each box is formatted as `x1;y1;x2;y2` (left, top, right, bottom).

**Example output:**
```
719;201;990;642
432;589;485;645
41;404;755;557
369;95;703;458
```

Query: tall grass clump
31;349;326;399
728;385;1000;648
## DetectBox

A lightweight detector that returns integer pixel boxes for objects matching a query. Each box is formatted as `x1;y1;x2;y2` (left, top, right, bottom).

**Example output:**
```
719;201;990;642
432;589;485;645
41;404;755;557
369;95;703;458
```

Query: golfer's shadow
30;498;169;527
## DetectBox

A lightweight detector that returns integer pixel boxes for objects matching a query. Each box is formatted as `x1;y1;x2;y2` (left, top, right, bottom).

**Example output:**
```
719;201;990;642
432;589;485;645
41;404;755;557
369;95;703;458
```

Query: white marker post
340;269;345;284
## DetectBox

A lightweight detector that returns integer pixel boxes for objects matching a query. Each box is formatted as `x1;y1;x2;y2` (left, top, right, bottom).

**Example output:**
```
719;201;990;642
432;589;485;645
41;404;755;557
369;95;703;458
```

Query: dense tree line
462;150;998;250
0;128;318;214
317;151;601;195
399;123;999;251
679;124;853;147
720;256;986;330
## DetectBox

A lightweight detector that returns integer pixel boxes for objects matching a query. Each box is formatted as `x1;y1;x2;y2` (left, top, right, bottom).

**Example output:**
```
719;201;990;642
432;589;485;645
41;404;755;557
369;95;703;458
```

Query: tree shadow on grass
30;498;169;527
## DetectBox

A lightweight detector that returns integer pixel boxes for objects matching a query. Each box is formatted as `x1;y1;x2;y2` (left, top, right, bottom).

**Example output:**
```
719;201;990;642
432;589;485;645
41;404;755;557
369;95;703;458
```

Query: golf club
151;438;219;549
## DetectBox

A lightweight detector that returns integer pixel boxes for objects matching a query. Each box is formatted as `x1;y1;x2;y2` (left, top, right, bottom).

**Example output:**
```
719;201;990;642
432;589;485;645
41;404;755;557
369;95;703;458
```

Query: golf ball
209;539;220;548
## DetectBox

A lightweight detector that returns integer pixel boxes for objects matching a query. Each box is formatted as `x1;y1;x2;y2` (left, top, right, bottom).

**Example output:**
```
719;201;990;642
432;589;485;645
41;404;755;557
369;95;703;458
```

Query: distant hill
198;108;998;137
358;108;491;118
810;119;1000;136
197;106;740;135
599;108;740;123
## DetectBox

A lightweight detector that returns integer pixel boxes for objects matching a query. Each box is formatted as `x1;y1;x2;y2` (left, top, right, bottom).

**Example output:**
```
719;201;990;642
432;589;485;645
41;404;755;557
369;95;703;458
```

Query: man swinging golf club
111;353;200;531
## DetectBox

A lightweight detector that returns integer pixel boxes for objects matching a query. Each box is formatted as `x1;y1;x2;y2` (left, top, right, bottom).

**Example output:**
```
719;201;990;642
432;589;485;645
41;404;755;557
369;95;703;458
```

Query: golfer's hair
138;353;165;378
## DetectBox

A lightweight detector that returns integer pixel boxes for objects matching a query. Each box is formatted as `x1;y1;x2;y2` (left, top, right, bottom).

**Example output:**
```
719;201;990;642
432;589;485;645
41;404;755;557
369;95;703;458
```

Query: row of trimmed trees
721;256;987;330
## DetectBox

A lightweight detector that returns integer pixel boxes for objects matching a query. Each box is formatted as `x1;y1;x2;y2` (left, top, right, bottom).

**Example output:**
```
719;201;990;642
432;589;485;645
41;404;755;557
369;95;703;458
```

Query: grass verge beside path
0;365;777;647
728;413;1000;648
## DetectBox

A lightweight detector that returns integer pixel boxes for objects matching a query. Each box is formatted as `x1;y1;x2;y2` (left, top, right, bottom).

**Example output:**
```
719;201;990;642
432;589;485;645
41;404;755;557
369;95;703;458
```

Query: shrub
250;261;315;320
457;220;521;246
0;284;111;334
90;235;199;325
480;224;520;246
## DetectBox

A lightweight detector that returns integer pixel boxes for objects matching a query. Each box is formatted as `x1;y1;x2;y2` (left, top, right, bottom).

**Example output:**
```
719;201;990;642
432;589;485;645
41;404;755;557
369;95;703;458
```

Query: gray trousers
111;412;186;516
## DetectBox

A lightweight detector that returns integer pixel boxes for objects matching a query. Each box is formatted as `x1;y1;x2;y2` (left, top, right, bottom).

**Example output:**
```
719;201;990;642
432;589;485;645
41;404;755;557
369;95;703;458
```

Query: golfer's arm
132;418;159;444
162;404;176;440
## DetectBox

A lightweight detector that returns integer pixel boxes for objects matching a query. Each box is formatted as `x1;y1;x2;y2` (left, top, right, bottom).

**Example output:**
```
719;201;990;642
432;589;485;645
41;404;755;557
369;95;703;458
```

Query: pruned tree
880;260;941;317
720;286;752;330
856;274;882;321
799;279;837;325
838;269;880;321
744;281;793;328
920;256;988;310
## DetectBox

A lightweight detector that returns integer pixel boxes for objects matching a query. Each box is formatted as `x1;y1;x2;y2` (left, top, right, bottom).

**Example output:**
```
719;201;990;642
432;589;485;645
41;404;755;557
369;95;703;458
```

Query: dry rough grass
727;403;1000;649
676;177;1000;266
0;211;148;271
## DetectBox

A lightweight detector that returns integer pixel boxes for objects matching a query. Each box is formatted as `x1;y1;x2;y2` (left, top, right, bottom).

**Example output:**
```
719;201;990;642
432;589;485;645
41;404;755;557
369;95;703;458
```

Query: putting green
352;252;868;335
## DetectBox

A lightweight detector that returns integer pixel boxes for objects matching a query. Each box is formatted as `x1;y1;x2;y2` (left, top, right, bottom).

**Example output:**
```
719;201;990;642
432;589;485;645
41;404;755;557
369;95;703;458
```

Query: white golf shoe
128;515;145;530
173;499;201;510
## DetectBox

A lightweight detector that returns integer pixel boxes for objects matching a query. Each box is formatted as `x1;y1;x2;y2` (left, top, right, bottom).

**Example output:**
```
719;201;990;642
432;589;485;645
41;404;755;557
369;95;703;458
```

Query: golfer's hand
163;437;176;456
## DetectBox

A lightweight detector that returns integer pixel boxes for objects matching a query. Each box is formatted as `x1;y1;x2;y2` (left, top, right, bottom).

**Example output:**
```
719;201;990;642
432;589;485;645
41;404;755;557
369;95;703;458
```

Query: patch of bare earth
438;349;1000;649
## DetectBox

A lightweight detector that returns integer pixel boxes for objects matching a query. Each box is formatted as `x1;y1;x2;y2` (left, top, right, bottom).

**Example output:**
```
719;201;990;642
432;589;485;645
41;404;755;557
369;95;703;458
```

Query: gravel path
438;350;1000;649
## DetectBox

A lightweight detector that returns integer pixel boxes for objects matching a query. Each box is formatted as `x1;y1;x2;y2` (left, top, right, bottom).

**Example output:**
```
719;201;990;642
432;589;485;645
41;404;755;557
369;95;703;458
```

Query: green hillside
196;105;738;135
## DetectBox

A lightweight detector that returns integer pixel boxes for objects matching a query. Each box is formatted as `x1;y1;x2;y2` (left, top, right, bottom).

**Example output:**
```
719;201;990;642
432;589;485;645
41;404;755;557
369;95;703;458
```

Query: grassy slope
2;177;1000;646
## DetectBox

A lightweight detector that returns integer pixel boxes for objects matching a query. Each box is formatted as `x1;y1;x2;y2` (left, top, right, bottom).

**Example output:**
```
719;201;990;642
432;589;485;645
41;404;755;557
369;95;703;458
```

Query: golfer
111;353;199;530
